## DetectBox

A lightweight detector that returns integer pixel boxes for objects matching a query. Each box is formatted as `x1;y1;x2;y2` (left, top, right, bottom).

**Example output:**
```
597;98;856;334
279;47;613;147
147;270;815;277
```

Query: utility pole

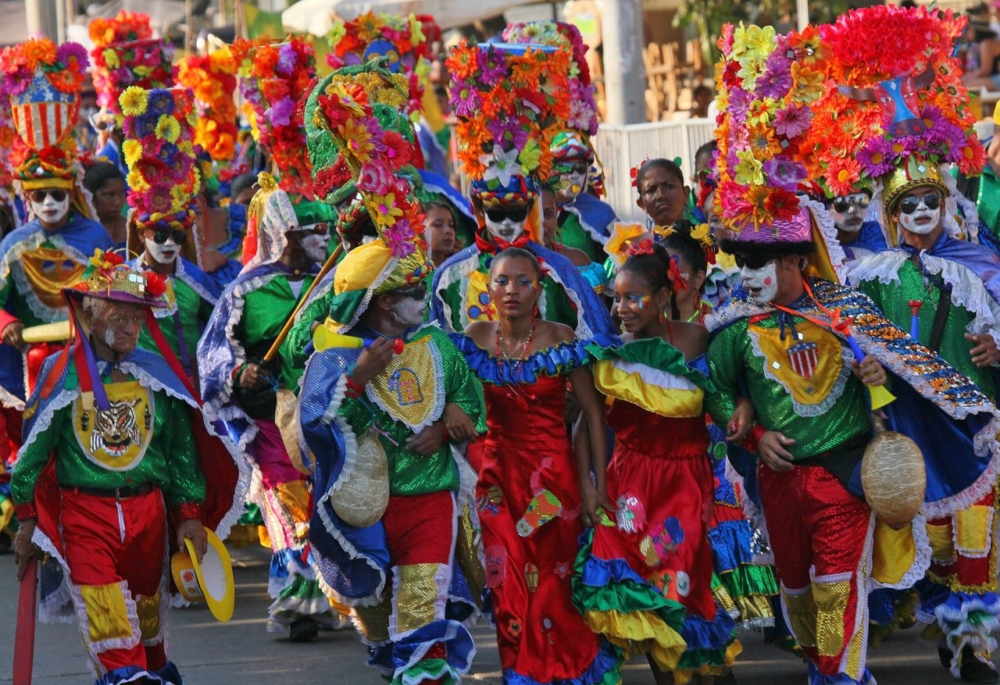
598;0;647;124
26;0;64;42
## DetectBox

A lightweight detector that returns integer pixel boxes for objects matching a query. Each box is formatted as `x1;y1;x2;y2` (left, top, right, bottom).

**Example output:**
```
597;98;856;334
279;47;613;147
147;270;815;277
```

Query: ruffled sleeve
450;332;619;385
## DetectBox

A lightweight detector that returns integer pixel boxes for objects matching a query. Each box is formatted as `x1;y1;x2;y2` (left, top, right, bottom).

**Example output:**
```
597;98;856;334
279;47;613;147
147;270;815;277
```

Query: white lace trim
0;379;25;411
923;417;1000;519
71;580;142;664
725;459;775;566
921;253;1000;349
314;374;387;607
564;202;609;245
848;250;908;288
802;197;849;286
173;258;218;305
745;321;853;418
868;512;932;592
330;257;399;335
540;256;595;339
943;171;980;243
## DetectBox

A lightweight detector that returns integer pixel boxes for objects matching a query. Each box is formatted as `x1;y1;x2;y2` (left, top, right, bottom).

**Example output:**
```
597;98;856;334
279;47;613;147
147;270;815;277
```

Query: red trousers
60;488;168;675
759;464;872;680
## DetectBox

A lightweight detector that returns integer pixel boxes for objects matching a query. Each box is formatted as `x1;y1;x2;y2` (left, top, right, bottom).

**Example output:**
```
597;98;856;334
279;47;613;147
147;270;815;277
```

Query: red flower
144;271;166;297
104;252;124;266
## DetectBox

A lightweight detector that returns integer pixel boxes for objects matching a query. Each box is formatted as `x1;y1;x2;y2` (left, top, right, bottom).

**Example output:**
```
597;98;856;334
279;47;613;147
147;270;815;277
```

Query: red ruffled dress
574;338;739;684
452;334;621;685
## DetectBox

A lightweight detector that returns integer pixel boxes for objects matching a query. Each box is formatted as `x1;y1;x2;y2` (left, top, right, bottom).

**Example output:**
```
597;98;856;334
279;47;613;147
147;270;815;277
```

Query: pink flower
357;162;392;194
772;105;812;139
265;96;295;127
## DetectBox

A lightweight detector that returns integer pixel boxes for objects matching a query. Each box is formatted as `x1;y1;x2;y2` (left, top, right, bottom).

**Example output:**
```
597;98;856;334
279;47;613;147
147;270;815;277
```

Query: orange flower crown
177;48;239;162
88;11;175;114
446;41;571;194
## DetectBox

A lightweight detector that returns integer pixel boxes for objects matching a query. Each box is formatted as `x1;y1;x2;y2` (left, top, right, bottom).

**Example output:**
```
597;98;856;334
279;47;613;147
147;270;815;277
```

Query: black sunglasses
831;193;871;213
733;253;774;270
149;229;187;245
485;205;529;224
898;193;941;215
29;189;68;203
394;283;427;300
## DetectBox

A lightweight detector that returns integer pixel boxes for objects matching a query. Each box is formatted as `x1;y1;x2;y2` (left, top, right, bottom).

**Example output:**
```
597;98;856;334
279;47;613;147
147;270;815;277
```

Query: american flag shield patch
787;341;819;379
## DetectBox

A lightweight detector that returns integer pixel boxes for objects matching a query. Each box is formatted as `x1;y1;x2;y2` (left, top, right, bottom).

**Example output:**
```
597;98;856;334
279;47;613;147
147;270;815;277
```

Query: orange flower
22;38;57;72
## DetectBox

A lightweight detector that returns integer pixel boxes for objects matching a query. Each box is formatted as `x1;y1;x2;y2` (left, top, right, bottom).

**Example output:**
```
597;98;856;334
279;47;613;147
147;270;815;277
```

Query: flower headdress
231;38;317;198
120;87;202;263
326;11;432;118
503;21;598;137
305;64;430;333
715;24;848;282
0;39;89;192
89;11;175;116
446;41;571;201
177;47;239;162
796;6;982;203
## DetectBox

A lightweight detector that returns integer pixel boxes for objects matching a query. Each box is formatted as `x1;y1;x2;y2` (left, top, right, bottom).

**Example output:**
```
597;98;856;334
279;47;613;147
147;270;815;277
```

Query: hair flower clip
667;255;688;291
626;238;655;256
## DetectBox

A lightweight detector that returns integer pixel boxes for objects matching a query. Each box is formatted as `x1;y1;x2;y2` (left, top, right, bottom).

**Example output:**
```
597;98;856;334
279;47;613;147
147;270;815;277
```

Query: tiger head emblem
89;398;142;456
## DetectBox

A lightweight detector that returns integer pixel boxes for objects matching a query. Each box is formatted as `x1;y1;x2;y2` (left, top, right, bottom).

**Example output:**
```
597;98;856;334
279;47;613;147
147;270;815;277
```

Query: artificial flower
155;115;180;143
119;86;148;116
733;150;764;186
482;147;520;189
122;139;143;166
824;157;861;196
772;105;812;139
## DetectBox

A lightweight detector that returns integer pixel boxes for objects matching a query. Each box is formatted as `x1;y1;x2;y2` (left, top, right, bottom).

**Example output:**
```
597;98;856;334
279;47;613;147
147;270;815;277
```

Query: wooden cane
262;242;345;363
13;556;37;685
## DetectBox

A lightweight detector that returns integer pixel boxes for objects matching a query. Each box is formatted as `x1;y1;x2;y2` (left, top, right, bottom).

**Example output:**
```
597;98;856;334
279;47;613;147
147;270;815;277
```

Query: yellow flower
155;115;181;143
122;139;143;167
119;87;148;117
730;24;776;63
102;48;120;69
409;15;426;44
127;169;149;192
340;118;375;164
170;184;190;208
367;192;404;227
690;223;712;246
734;150;764;186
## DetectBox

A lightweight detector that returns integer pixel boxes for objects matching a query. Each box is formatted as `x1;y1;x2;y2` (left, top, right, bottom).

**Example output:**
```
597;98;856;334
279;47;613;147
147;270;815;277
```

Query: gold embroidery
20;245;86;309
749;321;843;406
455;505;485;609
72;381;153;471
813;579;851;658
394;563;444;634
135;589;162;641
782;586;817;648
368;336;439;430
353;591;392;643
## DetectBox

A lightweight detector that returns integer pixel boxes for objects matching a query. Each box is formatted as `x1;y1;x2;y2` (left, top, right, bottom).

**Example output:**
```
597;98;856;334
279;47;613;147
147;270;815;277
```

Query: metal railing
592;118;717;222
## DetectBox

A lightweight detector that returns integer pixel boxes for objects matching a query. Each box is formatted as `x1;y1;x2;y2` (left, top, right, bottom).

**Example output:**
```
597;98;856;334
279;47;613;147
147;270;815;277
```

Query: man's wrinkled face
85;300;144;357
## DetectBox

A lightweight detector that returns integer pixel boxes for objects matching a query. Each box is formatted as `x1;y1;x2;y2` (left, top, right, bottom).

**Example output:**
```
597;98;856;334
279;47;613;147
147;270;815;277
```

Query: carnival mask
830;192;870;234
483;202;529;243
30;188;70;228
897;191;942;236
740;261;779;305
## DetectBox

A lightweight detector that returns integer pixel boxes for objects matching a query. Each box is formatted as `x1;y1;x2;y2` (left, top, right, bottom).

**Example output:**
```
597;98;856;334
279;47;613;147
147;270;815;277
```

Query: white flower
481;147;520;189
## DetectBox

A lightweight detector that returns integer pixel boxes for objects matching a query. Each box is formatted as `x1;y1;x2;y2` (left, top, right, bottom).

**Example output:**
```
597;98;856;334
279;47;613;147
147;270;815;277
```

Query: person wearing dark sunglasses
849;162;1000;683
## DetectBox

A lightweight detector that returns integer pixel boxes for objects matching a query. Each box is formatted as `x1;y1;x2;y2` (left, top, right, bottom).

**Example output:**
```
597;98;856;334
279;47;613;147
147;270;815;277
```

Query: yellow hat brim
178;528;235;622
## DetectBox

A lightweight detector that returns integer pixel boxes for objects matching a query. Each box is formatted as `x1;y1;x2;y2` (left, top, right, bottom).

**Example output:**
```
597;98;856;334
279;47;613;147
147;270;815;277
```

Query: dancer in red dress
452;247;621;685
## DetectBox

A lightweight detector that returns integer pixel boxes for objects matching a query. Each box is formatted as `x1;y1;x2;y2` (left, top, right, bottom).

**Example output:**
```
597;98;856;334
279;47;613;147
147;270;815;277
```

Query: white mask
555;170;587;203
144;236;181;265
898;198;941;236
740;262;779;305
832;200;865;234
298;233;328;263
484;207;528;243
31;192;70;227
390;296;426;328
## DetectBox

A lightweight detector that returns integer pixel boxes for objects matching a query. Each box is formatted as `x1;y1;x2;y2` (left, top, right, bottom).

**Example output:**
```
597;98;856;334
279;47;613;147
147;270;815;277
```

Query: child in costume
452;246;622;685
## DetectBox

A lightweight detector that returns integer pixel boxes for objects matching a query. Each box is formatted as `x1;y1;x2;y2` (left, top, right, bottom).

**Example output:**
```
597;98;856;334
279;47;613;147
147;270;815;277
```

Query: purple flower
265;96;295;127
451;85;481;119
763;156;806;191
478;48;508;85
487;117;528;152
772;105;812;139
856;138;894;177
276;43;297;77
384;220;416;257
755;65;793;100
57;42;89;69
726;88;752;122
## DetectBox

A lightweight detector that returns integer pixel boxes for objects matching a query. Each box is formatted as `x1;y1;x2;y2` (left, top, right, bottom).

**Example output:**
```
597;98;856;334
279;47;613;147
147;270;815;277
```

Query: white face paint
897;199;941;236
484;206;528;243
832;203;864;233
298;233;328;263
390;296;427;328
740;262;779;305
144;236;180;265
31;193;70;227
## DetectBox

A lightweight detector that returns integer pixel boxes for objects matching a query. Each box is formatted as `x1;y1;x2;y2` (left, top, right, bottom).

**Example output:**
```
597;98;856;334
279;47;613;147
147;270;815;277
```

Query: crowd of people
4;4;1000;685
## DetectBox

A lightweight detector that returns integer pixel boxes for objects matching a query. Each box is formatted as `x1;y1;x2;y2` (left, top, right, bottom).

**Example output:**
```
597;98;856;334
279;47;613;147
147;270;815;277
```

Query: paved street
0;544;955;685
